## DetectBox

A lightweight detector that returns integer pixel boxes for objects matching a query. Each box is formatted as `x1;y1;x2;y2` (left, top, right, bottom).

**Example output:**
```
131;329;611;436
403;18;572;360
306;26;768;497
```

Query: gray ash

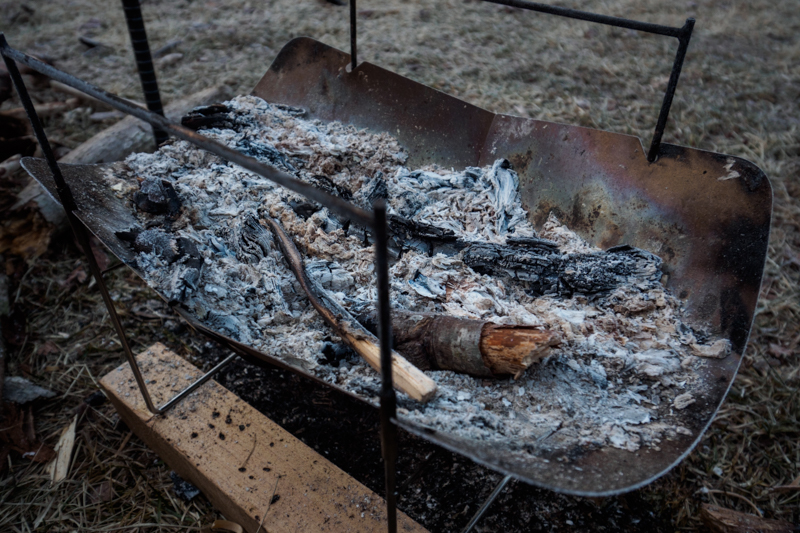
112;95;727;455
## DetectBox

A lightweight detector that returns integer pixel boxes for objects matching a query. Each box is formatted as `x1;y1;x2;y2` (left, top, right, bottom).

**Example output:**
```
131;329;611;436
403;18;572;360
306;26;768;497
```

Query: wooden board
100;343;427;533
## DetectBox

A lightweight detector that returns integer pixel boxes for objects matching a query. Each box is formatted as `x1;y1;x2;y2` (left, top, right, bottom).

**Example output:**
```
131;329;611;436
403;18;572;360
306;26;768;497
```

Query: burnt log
462;241;663;298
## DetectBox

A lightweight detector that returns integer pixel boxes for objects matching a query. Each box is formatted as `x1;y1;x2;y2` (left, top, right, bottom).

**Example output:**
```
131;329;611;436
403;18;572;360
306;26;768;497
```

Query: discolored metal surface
254;37;770;493
23;37;771;496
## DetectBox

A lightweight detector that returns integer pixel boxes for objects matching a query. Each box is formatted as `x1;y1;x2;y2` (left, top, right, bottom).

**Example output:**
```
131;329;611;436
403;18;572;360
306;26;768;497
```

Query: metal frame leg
1;35;235;415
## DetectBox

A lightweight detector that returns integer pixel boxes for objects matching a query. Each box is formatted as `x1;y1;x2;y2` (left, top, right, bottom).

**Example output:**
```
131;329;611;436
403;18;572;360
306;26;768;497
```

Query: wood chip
46;414;77;484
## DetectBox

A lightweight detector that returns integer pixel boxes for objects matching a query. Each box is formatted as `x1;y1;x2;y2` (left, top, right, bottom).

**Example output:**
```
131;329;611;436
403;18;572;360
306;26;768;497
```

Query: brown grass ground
1;0;798;530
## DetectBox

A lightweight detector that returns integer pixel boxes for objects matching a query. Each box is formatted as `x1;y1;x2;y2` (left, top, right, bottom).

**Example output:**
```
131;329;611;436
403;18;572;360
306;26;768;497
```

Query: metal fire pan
23;37;771;496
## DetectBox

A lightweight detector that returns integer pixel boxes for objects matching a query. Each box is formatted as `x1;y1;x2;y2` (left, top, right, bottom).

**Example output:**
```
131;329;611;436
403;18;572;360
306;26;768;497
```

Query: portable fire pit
2;0;772;529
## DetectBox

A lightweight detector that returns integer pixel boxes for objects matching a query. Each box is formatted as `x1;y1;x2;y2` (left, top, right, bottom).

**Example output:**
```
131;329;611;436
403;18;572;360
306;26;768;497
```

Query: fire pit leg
460;475;513;533
375;200;399;533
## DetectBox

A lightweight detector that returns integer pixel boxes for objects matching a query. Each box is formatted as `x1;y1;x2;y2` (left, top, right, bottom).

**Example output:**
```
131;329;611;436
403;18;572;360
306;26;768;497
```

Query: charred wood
262;215;437;402
462;241;662;298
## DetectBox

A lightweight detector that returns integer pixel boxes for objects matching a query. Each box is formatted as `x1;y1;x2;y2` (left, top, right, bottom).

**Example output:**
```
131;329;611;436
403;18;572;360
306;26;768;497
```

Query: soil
203;341;672;531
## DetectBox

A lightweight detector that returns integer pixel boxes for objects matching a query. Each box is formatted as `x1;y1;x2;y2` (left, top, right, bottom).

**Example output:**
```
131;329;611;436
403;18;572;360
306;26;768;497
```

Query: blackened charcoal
318;341;356;367
462;242;662;298
176;237;204;271
238;214;275;263
170;471;201;501
354;172;388;208
180;103;233;131
236;137;297;172
133;229;179;263
306;260;355;292
506;236;560;252
289;199;321;219
133;178;181;216
272;103;306;117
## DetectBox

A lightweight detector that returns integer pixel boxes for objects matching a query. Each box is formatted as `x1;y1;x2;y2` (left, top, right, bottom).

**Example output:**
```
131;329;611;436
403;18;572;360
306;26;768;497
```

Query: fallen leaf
768;343;794;358
61;266;87;287
0;402;56;463
35;340;60;357
90;480;116;503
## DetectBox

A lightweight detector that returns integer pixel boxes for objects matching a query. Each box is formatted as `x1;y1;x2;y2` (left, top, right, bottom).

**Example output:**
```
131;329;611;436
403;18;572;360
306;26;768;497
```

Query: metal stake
647;18;695;162
375;199;398;533
460;475;513;533
1;36;160;414
349;0;358;70
121;0;168;146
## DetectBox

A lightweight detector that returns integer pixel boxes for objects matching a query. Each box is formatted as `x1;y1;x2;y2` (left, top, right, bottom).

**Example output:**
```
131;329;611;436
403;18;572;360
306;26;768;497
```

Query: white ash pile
110;95;728;455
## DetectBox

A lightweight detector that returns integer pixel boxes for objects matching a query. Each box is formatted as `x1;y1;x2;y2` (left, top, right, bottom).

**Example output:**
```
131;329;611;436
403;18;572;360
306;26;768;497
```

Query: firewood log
357;309;554;378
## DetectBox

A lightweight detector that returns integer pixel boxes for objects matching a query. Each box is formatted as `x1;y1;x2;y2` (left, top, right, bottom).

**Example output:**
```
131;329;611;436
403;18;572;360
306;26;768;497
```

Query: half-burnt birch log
263;217;437;403
358;310;554;379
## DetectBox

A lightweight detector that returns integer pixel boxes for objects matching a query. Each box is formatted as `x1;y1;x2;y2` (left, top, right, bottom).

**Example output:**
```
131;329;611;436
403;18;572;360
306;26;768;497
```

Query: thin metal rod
482;0;683;36
0;40;373;229
481;0;694;163
375;199;397;533
460;475;512;533
1;41;161;415
349;0;357;70
158;353;238;413
647;18;695;162
121;0;168;145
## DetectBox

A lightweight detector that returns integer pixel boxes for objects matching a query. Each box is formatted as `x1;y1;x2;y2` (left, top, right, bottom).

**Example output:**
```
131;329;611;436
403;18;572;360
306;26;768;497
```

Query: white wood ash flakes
114;95;729;456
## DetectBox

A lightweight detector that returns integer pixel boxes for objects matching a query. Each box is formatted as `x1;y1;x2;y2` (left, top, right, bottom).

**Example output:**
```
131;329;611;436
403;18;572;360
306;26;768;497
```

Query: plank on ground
100;343;426;533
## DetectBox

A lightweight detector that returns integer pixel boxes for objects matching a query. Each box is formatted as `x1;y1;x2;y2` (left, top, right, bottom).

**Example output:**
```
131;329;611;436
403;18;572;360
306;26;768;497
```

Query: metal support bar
375;199;398;533
158;353;238;412
349;0;358;70
482;0;684;36
460;475;513;533
1;34;240;416
481;0;694;161
647;18;694;162
0;41;373;228
121;0;168;146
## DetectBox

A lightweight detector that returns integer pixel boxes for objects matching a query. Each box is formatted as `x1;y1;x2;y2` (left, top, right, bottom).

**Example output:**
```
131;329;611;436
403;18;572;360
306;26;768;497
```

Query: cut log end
360;309;554;379
479;325;554;378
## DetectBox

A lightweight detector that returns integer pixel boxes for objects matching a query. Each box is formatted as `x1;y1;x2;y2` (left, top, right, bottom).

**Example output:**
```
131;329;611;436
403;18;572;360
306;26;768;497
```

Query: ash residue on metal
114;95;726;457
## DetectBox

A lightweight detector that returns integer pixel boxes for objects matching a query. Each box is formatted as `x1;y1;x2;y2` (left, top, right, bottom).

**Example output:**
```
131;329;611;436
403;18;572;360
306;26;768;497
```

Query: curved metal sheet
252;38;770;494
22;36;771;496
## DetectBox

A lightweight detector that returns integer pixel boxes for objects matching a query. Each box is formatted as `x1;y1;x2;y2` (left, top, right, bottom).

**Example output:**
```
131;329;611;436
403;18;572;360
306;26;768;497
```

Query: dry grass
2;0;798;530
